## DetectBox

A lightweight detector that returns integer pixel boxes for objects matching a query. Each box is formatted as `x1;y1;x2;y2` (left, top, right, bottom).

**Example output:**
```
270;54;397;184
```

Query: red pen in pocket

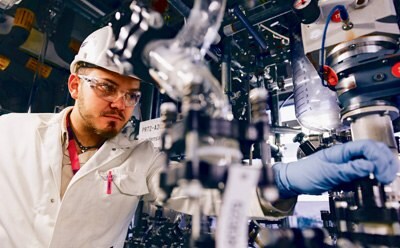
107;171;113;194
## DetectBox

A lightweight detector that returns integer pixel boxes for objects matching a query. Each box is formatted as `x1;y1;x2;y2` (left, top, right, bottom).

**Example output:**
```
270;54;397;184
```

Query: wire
27;32;49;113
259;23;290;43
279;92;294;110
319;5;348;87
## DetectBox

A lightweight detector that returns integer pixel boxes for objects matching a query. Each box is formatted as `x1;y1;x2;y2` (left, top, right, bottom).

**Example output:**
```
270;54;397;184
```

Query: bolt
342;22;354;31
349;44;357;50
373;73;386;81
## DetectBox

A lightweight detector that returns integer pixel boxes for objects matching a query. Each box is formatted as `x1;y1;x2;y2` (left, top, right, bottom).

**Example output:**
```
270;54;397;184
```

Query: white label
216;165;260;248
138;118;163;148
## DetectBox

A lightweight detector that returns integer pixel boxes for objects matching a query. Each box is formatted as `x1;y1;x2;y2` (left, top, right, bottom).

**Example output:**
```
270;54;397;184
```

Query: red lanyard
65;114;112;193
66;115;80;174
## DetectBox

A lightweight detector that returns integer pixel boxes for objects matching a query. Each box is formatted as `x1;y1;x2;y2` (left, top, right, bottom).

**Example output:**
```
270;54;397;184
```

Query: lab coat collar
68;128;145;185
36;108;70;199
37;107;145;188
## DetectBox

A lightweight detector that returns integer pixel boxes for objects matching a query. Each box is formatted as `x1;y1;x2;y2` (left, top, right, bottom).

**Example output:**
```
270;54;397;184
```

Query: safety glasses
78;75;141;107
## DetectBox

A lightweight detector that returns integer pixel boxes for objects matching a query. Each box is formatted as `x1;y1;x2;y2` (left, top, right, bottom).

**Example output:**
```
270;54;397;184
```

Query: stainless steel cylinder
350;114;397;153
342;103;400;202
342;104;398;154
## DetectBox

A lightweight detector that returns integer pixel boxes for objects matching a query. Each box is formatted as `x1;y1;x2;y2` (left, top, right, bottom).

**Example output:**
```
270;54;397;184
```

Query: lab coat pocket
97;167;149;196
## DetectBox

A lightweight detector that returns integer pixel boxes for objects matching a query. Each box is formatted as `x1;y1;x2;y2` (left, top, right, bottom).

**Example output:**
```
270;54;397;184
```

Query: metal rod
221;36;232;102
232;6;268;50
167;0;191;18
224;5;292;37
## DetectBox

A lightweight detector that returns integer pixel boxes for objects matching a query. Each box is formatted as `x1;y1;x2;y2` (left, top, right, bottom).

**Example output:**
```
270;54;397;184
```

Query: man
0;26;398;248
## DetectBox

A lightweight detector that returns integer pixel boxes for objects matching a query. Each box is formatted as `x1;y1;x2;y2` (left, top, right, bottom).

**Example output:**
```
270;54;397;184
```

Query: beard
77;94;128;139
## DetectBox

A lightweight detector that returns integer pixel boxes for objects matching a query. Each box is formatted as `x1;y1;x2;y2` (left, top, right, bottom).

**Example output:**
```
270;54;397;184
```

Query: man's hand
273;140;399;198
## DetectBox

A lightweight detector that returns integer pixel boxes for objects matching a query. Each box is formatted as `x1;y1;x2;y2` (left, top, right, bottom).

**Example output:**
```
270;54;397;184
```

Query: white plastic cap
70;26;138;79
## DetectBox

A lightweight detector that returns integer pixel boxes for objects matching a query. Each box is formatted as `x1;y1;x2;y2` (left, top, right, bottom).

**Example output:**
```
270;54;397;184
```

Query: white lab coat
0;108;296;248
0;108;164;248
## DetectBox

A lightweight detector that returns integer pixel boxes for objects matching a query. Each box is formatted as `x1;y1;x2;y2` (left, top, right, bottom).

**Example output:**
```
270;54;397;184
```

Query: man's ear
68;74;80;100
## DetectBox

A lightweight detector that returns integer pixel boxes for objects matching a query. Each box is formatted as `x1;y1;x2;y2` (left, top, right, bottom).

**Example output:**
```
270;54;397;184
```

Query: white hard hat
70;26;137;79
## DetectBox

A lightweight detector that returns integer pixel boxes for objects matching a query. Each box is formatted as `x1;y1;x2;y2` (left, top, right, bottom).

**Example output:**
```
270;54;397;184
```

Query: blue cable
320;5;349;87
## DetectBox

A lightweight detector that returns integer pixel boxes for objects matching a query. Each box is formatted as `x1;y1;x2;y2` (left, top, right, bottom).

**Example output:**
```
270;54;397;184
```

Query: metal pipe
167;0;191;18
144;0;231;117
151;88;161;119
169;0;221;62
65;0;104;23
221;37;232;102
270;89;281;154
232;6;268;50
224;5;292;37
174;0;227;54
139;83;155;121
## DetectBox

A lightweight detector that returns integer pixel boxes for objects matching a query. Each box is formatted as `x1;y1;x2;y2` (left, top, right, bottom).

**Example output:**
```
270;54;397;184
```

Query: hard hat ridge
70;25;136;78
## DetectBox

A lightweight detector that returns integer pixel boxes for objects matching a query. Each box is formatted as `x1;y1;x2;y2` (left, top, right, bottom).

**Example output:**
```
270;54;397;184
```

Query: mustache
100;110;125;121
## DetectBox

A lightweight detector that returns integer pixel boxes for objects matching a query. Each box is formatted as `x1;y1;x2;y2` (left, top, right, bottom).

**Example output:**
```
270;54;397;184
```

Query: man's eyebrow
99;77;118;86
97;76;140;91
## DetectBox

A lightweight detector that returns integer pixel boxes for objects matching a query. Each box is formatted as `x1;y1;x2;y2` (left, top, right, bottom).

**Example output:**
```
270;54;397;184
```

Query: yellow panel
0;55;11;71
69;38;81;54
25;57;52;79
13;8;35;31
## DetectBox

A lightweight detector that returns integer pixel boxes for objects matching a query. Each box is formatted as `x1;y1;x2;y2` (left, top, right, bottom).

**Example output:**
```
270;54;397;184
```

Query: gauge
292;0;320;24
293;0;313;10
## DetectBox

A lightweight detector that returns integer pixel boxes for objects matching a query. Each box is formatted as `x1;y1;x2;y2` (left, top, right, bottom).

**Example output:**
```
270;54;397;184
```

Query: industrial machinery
307;1;400;247
104;0;400;247
1;0;400;247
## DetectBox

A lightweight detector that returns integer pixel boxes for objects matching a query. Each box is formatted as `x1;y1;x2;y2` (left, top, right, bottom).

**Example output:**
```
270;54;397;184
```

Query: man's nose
110;95;126;110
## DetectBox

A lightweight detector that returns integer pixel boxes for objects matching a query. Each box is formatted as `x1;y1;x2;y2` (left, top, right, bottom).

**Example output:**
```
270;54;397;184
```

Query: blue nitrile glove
273;140;399;198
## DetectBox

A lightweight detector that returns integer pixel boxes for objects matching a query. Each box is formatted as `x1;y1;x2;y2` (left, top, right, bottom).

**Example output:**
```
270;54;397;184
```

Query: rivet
349;44;357;50
373;73;386;81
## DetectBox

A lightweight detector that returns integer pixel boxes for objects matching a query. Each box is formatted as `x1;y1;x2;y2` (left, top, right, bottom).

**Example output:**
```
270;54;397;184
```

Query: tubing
232;6;268;50
174;0;227;57
144;0;231;118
